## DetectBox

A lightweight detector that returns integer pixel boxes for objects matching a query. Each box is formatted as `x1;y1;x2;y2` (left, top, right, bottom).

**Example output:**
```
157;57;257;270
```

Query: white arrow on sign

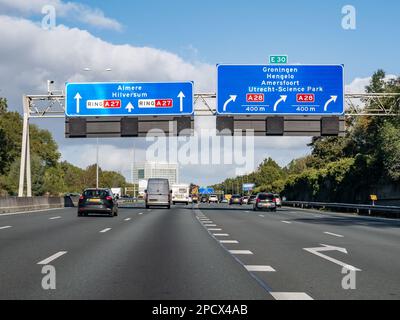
223;95;237;112
177;91;185;112
273;95;287;112
303;244;361;271
324;95;338;112
125;102;134;113
74;93;82;114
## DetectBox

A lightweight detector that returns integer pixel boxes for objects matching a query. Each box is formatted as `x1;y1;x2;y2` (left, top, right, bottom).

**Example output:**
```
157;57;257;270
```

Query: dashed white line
245;265;276;272
213;233;229;237
259;214;265;217
324;232;344;238
124;218;132;221
0;226;12;230
138;212;144;215
220;240;239;244
281;221;292;224
100;228;112;233
204;224;217;227
49;216;61;220
229;250;253;255
207;228;222;231
270;292;313;300
37;251;67;265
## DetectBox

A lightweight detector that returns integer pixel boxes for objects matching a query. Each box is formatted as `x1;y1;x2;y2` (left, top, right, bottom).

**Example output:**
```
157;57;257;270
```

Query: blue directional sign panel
199;187;214;195
242;183;255;191
217;65;344;115
65;82;194;117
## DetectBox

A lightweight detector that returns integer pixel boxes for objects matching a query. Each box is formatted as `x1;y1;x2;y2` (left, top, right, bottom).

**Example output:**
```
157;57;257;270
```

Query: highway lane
0;205;270;300
197;203;400;300
0;203;399;300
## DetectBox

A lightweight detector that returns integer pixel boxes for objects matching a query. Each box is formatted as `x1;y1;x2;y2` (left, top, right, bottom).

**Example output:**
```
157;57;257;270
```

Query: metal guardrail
283;201;400;215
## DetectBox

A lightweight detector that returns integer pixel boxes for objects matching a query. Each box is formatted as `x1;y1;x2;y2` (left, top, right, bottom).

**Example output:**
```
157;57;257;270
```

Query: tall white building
132;162;178;185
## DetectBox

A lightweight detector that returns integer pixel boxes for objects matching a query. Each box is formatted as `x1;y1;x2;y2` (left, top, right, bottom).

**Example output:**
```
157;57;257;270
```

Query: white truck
171;184;190;205
111;188;122;199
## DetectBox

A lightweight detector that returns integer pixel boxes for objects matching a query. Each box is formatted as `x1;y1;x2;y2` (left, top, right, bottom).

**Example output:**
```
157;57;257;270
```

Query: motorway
0;203;399;300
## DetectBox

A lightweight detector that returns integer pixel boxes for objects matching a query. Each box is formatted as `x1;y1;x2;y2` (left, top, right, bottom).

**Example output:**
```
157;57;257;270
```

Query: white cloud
0;0;122;31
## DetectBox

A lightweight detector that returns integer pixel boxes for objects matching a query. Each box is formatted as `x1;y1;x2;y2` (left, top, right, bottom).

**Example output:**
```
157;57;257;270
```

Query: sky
0;0;399;186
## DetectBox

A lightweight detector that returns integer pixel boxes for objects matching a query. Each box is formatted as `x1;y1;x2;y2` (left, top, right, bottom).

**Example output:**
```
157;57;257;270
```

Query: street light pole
96;137;99;189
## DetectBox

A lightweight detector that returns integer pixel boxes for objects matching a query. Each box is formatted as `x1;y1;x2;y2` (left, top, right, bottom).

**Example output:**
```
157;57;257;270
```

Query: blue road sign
65;82;194;117
199;187;214;194
217;65;344;116
242;183;255;191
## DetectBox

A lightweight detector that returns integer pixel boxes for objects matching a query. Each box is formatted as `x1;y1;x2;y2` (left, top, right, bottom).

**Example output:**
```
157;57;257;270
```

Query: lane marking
100;228;112;233
0;226;12;230
37;251;67;265
138;212;143;215
124;218;132;221
324;232;344;238
245;265;276;272
207;228;222;231
204;224;217;227
49;216;61;220
270;292;313;300
0;207;65;217
259;214;265;217
229;250;253;255
213;233;229;237
220;240;239;244
281;221;292;224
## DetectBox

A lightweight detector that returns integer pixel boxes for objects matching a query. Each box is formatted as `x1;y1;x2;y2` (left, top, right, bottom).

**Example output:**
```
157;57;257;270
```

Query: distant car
229;194;242;205
78;188;118;217
145;178;171;209
221;199;228;203
247;195;257;205
273;194;282;207
242;196;250;204
201;196;208;203
208;194;219;203
253;193;276;212
192;195;199;203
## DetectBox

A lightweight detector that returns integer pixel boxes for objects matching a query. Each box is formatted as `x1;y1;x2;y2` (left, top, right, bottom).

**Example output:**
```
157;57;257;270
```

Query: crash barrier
0;196;64;214
283;201;400;218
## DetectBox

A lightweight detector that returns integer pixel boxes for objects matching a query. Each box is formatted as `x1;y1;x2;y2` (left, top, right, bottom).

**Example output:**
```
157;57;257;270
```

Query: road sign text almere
217;65;344;116
65;82;194;117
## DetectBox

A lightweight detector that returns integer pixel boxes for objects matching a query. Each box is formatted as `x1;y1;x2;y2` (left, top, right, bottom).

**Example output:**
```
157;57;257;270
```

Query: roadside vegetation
0;98;129;196
213;71;400;203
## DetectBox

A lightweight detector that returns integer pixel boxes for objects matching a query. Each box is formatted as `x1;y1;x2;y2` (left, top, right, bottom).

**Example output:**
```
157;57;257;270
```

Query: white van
145;178;171;209
171;184;190;205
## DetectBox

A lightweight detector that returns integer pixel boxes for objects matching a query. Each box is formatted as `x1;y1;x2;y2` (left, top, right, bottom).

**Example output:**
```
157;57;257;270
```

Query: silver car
145;178;171;209
253;193;277;212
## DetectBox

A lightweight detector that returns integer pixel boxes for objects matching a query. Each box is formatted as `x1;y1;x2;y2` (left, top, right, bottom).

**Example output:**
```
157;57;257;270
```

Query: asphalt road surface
0;203;399;300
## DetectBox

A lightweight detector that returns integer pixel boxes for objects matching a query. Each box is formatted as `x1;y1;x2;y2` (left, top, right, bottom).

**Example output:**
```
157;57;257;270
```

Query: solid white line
213;233;229;237
281;221;292;224
229;250;253;255
0;207;65;217
207;228;222;231
324;232;344;238
245;265;276;272
0;226;12;230
100;228;112;233
204;224;217;227
270;292;313;300
124;218;132;221
37;251;67;265
220;240;239;244
49;216;61;220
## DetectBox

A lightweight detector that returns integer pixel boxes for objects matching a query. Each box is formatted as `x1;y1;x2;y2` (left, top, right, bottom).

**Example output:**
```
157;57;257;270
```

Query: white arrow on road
324;95;338;112
223;95;237;112
273;95;287;111
303;244;361;271
74;93;82;114
125;102;134;113
178;91;185;112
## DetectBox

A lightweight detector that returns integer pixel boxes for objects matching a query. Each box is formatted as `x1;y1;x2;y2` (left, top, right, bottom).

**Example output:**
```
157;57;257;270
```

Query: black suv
78;188;118;217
